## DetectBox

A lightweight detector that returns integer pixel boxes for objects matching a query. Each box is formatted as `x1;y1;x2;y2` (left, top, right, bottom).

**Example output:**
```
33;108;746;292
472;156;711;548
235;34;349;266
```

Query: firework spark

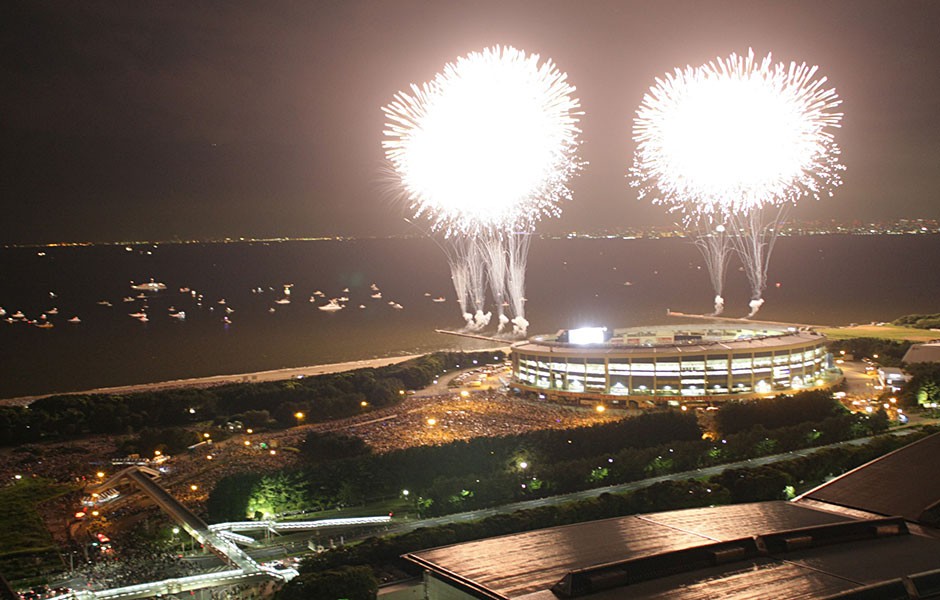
383;45;583;236
631;48;843;216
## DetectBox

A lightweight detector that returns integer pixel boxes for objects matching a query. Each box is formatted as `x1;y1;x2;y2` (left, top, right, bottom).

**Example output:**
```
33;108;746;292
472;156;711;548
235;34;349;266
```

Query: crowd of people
5;364;623;597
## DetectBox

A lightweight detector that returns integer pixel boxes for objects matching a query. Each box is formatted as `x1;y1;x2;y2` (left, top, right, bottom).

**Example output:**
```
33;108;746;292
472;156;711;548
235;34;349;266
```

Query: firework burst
631;48;844;216
383;45;583;236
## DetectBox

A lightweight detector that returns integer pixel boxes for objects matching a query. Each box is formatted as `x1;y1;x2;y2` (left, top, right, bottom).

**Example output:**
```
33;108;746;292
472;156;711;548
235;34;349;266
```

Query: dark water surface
1;235;938;398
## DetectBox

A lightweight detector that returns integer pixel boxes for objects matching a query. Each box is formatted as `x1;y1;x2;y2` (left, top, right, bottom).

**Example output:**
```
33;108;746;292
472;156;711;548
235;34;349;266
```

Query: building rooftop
903;342;940;364
801;432;940;525
405;434;940;600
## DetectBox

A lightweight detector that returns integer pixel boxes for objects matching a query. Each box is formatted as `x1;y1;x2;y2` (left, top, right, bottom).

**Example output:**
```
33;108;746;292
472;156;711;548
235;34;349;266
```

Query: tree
276;566;378;600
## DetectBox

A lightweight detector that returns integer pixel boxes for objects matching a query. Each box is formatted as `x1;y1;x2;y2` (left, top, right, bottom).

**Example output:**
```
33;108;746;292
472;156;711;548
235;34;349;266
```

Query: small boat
391;303;404;310
97;301;113;307
123;297;135;303
309;296;317;302
48;291;56;298
318;299;344;312
11;311;25;319
0;307;5;316
170;311;186;320
68;316;81;323
37;252;47;257
432;297;446;303
217;298;226;305
225;307;234;314
370;283;380;291
179;287;191;293
358;304;366;309
35;321;54;329
423;292;431;297
275;298;290;305
130;279;167;291
47;307;58;315
137;315;149;323
4;318;13;324
371;292;382;299
342;287;350;293
135;293;147;299
268;307;276;313
313;290;325;297
337;296;349;302
223;316;232;324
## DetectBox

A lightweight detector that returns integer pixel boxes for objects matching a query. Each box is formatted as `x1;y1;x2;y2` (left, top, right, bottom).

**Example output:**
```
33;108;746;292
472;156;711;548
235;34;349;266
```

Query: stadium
510;324;838;407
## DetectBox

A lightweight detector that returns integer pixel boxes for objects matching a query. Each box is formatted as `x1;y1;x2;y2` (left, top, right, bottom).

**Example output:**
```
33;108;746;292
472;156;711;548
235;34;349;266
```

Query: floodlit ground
819;324;939;342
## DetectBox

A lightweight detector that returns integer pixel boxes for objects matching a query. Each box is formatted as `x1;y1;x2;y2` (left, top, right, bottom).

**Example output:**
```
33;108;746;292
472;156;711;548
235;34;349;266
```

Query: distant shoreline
0;354;425;407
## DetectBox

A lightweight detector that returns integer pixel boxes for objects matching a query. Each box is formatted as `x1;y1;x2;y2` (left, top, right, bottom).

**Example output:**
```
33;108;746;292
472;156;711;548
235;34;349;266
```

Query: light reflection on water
1;235;938;398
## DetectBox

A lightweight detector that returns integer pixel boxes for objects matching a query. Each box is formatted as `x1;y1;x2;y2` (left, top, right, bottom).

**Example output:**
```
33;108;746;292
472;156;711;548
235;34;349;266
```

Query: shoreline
0;352;496;407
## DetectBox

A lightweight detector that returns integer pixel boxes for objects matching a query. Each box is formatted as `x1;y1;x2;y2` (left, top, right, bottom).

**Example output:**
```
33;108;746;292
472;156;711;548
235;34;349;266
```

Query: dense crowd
5;367;622;597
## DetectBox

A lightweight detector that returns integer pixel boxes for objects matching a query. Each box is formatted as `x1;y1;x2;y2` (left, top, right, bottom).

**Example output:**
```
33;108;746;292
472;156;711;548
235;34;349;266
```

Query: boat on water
358;304;366;309
130;279;167;291
432;297;446;302
337;296;350;302
137;316;149;323
0;307;5;316
275;298;291;305
35;321;54;329
123;297;135;302
128;311;147;319
169;311;186;320
47;307;58;315
135;293;147;299
225;307;234;314
97;300;112;307
313;290;325;297
68;316;81;323
391;303;404;310
268;307;276;313
318;299;344;312
370;283;380;291
371;292;382;299
11;311;25;319
223;316;232;324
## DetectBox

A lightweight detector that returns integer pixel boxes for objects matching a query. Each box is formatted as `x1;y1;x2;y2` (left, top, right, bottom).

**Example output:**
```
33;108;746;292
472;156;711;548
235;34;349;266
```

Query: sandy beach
0;353;428;407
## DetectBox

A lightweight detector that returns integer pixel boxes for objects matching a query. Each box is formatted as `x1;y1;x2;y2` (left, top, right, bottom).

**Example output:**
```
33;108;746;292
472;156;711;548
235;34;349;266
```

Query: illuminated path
50;467;298;599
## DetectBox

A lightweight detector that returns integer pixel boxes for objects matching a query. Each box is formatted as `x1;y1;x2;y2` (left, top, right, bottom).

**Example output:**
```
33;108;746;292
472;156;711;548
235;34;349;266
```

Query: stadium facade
510;324;836;406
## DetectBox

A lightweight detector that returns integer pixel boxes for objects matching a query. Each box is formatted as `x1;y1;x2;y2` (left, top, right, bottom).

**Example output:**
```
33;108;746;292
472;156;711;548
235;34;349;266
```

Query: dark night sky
1;0;939;244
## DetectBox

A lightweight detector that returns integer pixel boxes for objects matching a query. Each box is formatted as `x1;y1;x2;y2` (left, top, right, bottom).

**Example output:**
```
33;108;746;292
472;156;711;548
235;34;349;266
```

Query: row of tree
892;313;940;330
208;391;889;522
0;351;505;446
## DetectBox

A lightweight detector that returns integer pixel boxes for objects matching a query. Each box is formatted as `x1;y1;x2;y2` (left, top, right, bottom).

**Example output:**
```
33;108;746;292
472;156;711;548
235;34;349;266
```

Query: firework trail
383;45;582;335
632;49;843;316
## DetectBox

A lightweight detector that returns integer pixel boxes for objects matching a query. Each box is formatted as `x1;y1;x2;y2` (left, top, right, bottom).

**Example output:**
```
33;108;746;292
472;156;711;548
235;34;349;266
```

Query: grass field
0;477;75;582
820;324;940;342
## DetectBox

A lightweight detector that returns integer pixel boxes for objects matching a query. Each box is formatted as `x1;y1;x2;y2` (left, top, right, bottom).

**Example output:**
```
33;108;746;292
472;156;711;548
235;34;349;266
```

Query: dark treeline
209;391;889;522
0;351;505;446
281;429;931;598
827;337;911;367
893;313;940;330
716;392;848;434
